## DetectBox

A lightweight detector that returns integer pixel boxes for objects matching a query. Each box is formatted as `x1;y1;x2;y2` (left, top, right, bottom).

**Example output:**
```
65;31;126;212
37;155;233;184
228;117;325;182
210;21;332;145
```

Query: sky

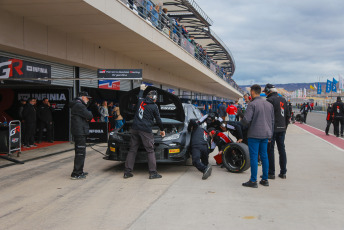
196;0;344;85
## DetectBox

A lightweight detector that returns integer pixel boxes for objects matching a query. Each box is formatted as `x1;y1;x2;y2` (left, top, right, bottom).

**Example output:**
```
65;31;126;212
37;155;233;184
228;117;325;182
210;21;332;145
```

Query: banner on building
98;80;120;90
0;56;51;83
97;69;142;80
180;37;195;56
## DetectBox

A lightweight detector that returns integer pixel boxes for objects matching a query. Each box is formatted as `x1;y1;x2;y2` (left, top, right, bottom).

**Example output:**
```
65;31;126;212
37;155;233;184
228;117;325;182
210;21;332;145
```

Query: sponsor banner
97;69;142;80
98;80;120;90
0;56;51;83
9;123;21;149
180;37;195;56
87;122;108;143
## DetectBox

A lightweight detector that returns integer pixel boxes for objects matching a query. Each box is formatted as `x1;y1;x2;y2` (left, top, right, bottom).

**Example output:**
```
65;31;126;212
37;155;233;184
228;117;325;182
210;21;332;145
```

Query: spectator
113;103;124;130
108;101;115;116
18;99;26;120
22;98;37;147
151;4;160;28
37;98;54;143
226;102;237;121
99;100;109;122
218;102;227;121
136;0;146;19
241;84;274;188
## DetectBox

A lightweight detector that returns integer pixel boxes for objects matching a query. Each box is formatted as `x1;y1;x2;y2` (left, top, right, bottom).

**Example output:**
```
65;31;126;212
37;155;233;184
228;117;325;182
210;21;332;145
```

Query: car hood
120;86;185;122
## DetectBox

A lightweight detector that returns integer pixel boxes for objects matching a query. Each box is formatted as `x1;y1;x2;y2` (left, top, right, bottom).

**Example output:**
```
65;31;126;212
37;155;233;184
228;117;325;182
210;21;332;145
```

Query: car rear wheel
222;143;250;173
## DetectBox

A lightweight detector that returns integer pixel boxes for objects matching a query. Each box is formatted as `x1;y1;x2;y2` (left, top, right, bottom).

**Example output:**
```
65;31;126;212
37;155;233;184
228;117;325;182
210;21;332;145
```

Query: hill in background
239;82;326;92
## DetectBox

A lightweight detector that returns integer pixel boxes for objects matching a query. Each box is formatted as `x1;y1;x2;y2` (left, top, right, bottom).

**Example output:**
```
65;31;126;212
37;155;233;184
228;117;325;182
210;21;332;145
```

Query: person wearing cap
241;84;274;188
124;84;165;179
187;119;212;180
69;91;93;180
331;96;344;137
264;83;290;180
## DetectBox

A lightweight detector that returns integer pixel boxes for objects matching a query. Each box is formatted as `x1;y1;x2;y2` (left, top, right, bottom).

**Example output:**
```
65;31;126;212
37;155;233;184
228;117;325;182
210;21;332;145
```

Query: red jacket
226;105;238;115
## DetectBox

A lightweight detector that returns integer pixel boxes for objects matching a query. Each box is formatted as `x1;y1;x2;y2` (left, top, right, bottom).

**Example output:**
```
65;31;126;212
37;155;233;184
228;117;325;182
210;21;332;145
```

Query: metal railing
119;0;242;94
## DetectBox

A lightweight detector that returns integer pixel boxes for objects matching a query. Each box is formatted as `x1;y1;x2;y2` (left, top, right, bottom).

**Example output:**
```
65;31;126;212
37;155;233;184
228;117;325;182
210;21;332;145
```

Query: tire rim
224;146;245;170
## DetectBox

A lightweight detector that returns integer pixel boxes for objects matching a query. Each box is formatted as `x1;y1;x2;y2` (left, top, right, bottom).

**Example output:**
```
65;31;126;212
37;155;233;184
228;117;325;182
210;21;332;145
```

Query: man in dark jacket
264;84;290;179
332;97;344;137
124;84;165;179
218;102;227;121
22;98;37;147
70;92;93;180
188;119;212;180
325;103;333;136
37;98;54;143
241;84;274;188
300;102;311;123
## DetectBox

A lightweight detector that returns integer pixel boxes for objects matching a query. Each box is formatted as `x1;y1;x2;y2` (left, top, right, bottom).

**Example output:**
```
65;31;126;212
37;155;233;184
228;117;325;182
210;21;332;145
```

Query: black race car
104;86;204;163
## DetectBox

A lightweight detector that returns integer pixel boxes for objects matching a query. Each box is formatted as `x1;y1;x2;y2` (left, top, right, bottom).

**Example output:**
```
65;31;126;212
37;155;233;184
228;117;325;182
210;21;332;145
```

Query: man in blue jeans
241;84;274;188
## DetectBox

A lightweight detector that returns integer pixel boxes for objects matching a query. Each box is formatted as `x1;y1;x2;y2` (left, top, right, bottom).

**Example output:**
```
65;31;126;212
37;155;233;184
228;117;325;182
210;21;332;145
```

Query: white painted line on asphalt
294;125;344;152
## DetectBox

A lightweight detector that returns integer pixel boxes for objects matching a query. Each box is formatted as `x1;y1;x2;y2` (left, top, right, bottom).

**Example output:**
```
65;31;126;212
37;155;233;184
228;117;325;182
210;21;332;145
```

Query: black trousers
268;131;287;175
125;129;157;173
191;144;209;172
303;112;308;123
38;121;53;142
72;135;87;176
325;120;332;135
333;118;344;136
24;123;36;146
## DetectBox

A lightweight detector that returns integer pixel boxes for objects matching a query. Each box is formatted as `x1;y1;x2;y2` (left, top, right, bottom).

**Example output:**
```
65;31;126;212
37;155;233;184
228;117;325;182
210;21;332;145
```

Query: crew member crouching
188;119;212;180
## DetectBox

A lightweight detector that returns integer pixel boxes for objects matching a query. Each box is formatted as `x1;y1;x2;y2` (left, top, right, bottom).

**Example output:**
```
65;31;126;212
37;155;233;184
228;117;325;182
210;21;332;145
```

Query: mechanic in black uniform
198;112;223;131
264;84;290;179
124;84;166;179
188;119;212;180
325;103;333;136
209;128;232;154
300;102;311;123
332;96;344;137
69;91;93;180
37;98;54;143
22;98;37;147
219;121;248;144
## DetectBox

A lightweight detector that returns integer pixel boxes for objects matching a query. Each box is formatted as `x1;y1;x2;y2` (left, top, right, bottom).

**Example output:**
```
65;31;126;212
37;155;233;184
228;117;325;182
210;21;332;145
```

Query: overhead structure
162;0;235;76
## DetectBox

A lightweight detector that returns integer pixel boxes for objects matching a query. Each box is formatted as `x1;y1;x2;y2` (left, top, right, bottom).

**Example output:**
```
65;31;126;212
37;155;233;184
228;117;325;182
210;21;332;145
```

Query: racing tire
222;143;250;173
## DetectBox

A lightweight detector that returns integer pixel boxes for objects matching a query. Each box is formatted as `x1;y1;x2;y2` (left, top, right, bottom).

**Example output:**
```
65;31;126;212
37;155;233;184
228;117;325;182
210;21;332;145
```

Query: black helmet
147;90;158;100
209;112;216;120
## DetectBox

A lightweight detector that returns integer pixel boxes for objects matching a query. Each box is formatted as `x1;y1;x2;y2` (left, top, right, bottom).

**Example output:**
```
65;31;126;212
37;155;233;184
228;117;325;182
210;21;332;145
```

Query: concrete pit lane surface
1;122;344;230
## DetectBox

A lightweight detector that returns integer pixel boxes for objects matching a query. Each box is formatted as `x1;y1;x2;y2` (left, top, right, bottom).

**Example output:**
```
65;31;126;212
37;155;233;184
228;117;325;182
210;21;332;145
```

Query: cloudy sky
196;0;344;85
